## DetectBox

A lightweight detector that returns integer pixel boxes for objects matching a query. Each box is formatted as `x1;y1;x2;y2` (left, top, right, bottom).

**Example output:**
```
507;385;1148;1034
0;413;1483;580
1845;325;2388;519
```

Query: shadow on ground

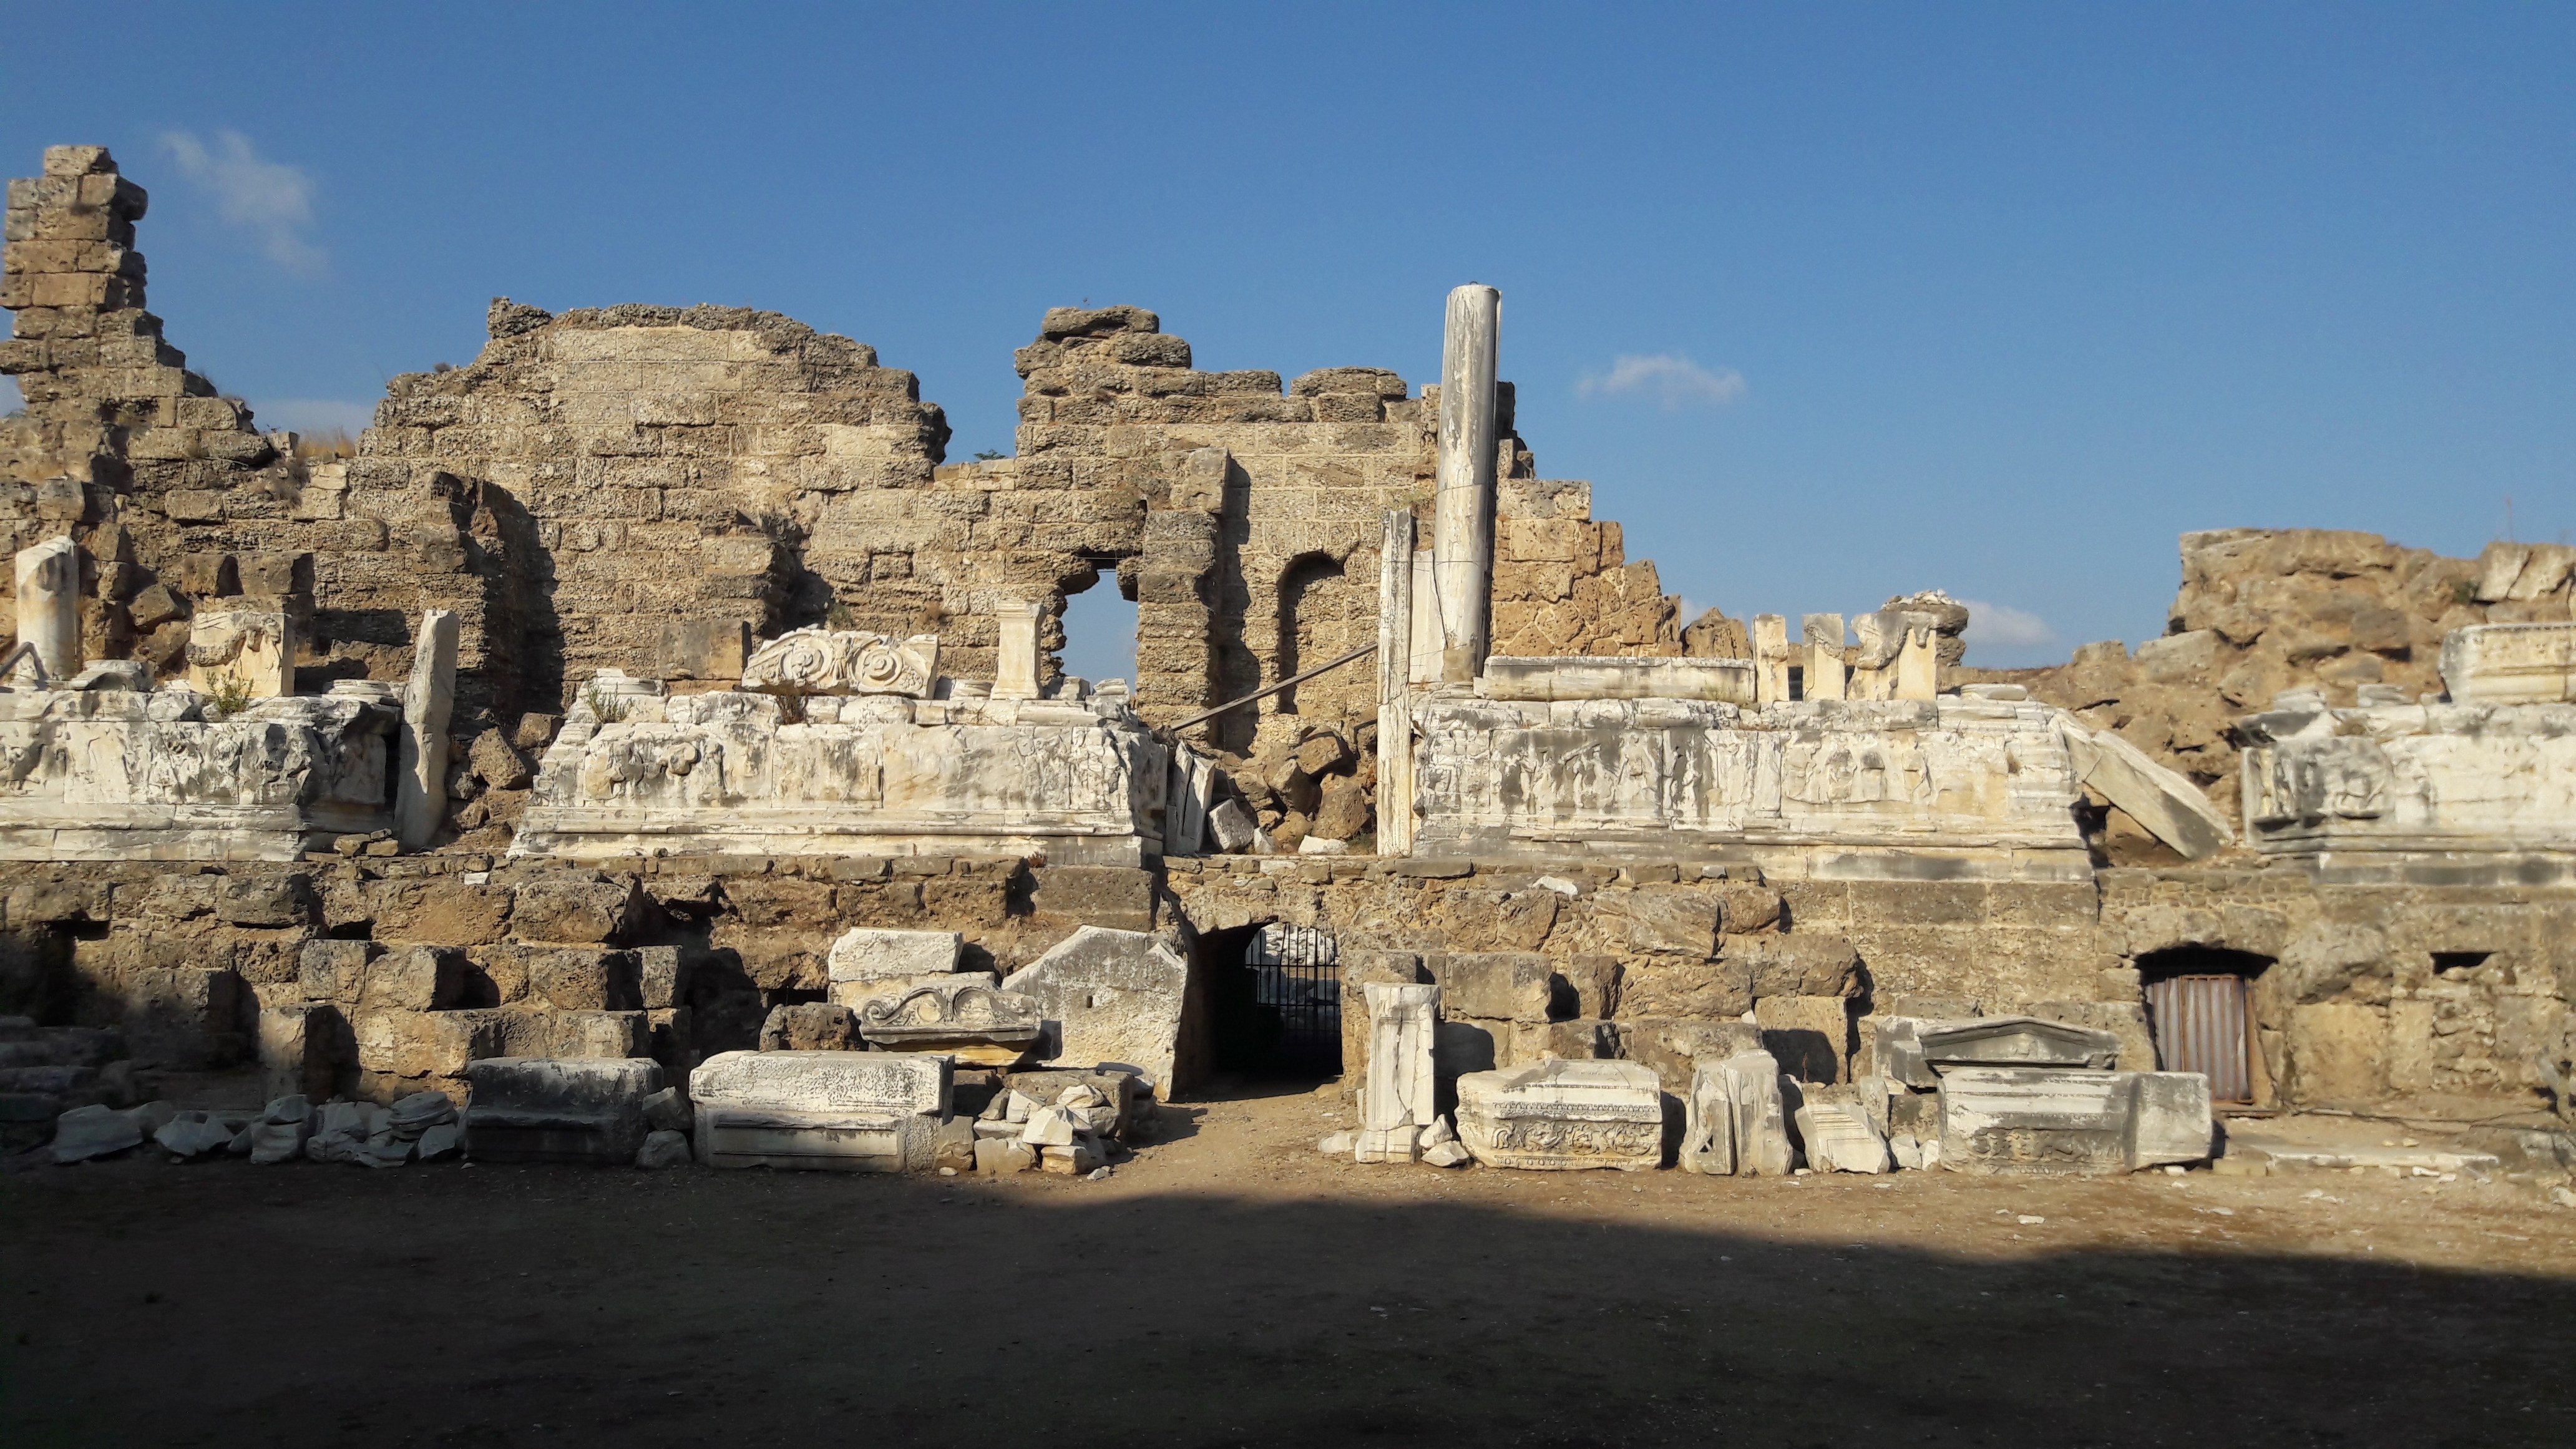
1;1159;2567;1448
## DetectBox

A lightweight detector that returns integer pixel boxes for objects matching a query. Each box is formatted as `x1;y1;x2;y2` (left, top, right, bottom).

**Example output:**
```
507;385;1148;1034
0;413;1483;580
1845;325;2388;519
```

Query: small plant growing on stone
2451;578;2479;605
579;678;628;724
208;672;253;718
825;598;856;630
973;449;1007;461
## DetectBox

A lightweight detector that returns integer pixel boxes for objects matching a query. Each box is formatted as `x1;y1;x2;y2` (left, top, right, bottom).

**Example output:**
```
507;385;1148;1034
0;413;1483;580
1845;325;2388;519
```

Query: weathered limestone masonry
1011;304;1684;751
1991;529;2574;844
0;147;487;715
353;299;952;715
3;141;2572;1181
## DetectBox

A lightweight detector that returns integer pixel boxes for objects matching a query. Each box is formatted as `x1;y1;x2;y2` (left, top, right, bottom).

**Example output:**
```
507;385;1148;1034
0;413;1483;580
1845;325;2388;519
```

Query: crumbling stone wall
0;146;487;711
2101;865;2576;1106
1488;478;1682;659
354;300;956;711
1989;529;2572;840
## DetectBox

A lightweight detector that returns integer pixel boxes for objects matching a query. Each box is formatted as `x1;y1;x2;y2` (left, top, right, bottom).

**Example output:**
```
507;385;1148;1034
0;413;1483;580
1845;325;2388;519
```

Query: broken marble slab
1793;1099;1893;1174
1002;927;1187;1100
827;927;963;984
690;1050;950;1173
1938;1066;2214;1175
1679;1063;1735;1176
635;1129;693;1169
1454;1059;1663;1171
1718;1050;1797;1177
856;978;1043;1066
1357;982;1440;1164
1876;1016;2124;1089
462;1056;665;1166
52;1101;147;1163
153;1110;240;1159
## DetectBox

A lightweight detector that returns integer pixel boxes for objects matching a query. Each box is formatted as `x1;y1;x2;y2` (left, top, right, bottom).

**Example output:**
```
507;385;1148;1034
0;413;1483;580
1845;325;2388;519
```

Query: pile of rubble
1320;982;2215;1177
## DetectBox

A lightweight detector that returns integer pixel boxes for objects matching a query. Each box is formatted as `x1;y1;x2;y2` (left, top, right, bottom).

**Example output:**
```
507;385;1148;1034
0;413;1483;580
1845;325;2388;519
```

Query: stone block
258;1003;349;1101
1754;995;1850;1084
1733;935;1860;999
358;945;468;1012
1431;952;1554;1023
212;872;316;928
1001;926;1186;1098
1616;960;1752;1020
1717;1050;1797;1176
298;939;378;1003
1359;983;1439;1154
1679;1063;1735;1175
1937;1067;2212;1175
507;875;642;944
690;1050;950;1172
1614;1017;1763;1096
658;618;752;680
527;949;642;1011
463;1056;665;1165
1596;887;1719;957
1793;1099;1892;1173
826;927;962;983
1455;1059;1663;1171
546;1010;651;1060
637;946;688;1010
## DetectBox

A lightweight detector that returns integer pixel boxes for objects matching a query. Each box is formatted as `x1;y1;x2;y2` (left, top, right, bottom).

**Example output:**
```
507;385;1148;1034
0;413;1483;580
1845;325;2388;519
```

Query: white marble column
12;535;79;686
394;610;460;849
1375;507;1417;857
1432;283;1500;684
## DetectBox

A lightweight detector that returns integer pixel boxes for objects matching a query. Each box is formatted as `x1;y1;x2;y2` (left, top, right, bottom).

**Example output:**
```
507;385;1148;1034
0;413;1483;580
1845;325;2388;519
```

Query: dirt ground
4;1081;2572;1448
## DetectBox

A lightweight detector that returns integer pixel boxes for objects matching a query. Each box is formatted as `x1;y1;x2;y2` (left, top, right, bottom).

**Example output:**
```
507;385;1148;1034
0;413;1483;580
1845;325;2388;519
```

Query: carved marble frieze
740;629;940;698
2236;694;2576;865
1408;694;2087;871
514;687;1166;866
0;691;396;859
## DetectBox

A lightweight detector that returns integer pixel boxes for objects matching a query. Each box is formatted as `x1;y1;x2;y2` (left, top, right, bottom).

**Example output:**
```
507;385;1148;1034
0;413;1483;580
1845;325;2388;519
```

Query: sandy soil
4;1082;2572;1448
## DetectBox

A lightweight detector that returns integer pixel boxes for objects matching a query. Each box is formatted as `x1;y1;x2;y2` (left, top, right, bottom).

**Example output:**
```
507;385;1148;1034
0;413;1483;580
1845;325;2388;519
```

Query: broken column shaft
1433;283;1500;684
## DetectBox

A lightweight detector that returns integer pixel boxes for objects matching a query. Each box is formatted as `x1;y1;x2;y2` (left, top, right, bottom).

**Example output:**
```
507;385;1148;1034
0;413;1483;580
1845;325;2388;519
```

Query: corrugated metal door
2146;975;2252;1103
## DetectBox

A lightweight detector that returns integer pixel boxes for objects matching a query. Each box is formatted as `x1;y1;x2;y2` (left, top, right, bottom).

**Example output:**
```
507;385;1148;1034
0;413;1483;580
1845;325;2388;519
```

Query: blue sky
5;4;2570;671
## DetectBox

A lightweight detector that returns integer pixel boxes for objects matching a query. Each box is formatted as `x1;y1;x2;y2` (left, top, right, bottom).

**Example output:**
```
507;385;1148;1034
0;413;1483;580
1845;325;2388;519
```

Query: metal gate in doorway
1246;924;1340;1063
2145;974;2253;1103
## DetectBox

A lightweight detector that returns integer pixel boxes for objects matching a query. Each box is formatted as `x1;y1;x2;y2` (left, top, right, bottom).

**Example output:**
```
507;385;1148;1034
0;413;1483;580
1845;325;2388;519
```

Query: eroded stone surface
1454;1059;1662;1171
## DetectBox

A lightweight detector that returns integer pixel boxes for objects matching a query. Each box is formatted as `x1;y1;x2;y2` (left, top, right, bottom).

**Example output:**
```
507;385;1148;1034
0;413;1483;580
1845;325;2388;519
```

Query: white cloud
1956;598;2057;649
1576;353;1746;409
250;398;374;438
159;130;324;273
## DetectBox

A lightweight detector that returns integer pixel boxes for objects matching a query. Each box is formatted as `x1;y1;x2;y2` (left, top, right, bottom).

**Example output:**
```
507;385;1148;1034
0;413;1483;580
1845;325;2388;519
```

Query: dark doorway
2138;947;2273;1105
1189;922;1342;1083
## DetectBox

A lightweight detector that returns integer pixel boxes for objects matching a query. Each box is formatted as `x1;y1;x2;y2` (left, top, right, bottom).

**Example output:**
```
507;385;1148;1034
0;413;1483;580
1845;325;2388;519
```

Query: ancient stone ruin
3;144;2571;1187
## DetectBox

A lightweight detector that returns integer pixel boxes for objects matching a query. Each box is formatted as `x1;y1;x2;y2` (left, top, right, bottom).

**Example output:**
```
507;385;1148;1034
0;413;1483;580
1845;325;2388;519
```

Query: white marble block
689;1050;952;1172
1002;926;1188;1100
1455;1058;1662;1171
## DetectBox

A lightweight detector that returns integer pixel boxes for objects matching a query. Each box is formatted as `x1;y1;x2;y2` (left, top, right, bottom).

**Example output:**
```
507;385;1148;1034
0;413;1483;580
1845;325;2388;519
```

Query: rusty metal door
2145;975;2252;1103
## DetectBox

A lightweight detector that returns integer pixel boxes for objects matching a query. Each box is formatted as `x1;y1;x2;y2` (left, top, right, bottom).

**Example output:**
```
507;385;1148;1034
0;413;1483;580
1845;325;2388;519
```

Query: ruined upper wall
1013;304;1682;751
1990;527;2575;840
351;300;959;709
0;146;481;708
